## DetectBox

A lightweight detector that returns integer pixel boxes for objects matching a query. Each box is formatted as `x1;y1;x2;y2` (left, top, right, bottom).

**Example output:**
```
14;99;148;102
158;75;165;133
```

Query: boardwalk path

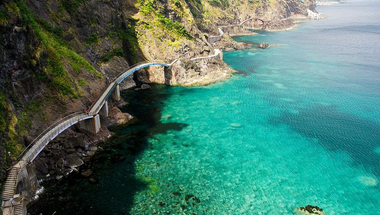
1;60;177;215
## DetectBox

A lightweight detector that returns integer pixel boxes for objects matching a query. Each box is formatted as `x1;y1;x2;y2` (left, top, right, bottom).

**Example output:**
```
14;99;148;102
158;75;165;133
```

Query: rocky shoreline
33;100;133;183
27;83;173;214
0;0;321;213
26;9;318;207
30;32;251;188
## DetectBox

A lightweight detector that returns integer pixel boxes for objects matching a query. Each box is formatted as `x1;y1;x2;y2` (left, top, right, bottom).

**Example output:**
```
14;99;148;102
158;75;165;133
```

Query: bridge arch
2;60;176;215
239;18;267;29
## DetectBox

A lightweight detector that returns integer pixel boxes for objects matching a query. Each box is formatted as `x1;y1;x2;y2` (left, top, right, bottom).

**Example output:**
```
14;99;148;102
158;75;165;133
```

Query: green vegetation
139;0;155;15
0;93;6;133
156;13;193;40
174;0;182;8
0;10;9;25
108;26;139;61
89;18;98;26
0;93;24;158
78;78;88;86
18;101;44;132
138;0;193;40
99;47;126;63
36;17;63;38
61;0;84;14
208;0;230;8
5;2;20;16
86;33;99;45
187;0;203;19
16;0;102;98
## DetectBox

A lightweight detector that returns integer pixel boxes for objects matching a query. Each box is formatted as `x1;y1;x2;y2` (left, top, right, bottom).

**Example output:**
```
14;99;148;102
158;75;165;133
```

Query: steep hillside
0;0;315;184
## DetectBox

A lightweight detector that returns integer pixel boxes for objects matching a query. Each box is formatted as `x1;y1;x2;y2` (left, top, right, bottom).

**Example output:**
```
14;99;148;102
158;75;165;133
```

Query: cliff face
0;0;315;183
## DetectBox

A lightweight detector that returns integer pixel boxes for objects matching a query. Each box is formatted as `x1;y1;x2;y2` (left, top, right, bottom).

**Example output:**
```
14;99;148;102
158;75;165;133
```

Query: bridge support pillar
79;114;101;134
99;101;109;117
112;85;121;101
219;52;223;61
164;67;173;85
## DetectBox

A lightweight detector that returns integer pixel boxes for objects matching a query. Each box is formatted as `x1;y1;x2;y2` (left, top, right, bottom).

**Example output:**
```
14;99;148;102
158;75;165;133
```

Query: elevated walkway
1;60;177;215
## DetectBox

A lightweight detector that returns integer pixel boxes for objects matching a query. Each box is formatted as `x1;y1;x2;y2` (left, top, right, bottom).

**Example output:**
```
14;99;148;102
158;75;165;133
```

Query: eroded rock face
107;107;134;126
295;205;327;215
64;154;84;169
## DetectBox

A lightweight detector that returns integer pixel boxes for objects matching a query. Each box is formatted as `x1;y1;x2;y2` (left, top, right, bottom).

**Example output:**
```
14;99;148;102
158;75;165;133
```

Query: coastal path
1;60;177;215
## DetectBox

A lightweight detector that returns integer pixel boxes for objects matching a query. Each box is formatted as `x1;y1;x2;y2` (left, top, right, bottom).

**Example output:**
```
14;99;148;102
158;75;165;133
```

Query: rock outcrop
295;205;327;215
0;0;316;187
258;43;270;49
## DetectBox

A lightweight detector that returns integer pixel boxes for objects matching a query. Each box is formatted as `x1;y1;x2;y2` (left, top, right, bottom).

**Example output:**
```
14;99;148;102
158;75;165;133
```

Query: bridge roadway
1;60;177;215
239;17;266;27
190;49;222;62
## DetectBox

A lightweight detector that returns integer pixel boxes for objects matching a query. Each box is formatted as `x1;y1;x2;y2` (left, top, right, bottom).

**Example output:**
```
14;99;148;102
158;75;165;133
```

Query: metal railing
19;60;177;162
22;113;91;162
190;49;221;62
3;59;178;215
89;60;175;115
17;111;85;161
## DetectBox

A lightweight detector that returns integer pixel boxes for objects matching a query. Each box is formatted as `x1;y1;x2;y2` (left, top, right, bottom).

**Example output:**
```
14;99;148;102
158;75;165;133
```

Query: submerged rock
110;154;126;163
172;191;181;196
358;176;378;187
88;177;99;184
295;205;327;215
141;84;151;90
158;202;166;207
230;123;242;128
185;194;194;201
81;169;93;178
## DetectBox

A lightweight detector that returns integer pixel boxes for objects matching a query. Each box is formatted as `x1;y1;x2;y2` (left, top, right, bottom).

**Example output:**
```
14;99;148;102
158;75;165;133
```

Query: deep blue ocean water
29;1;380;214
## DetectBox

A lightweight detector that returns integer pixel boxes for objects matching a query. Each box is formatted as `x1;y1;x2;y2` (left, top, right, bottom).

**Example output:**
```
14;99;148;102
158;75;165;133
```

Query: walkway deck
1;60;176;215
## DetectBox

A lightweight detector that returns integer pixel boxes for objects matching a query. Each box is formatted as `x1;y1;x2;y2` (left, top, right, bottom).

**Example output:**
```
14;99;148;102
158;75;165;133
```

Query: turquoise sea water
129;1;380;214
29;1;380;214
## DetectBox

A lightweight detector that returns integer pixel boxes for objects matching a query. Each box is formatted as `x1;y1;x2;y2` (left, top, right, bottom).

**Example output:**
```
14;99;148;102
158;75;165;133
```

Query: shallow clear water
130;1;380;214
30;1;380;214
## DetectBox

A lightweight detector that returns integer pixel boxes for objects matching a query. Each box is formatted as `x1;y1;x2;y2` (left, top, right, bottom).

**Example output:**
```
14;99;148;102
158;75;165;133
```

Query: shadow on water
28;85;188;215
270;105;380;177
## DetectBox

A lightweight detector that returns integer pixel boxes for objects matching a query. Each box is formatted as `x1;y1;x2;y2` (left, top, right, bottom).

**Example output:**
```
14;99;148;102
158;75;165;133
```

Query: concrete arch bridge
239;18;269;29
1;60;177;215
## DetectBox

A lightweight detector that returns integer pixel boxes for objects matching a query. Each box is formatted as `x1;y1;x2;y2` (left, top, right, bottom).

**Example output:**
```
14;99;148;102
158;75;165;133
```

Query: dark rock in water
110;154;126;163
158;202;166;207
295;205;327;215
257;43;269;49
172;191;181;196
88;177;99;184
141;84;151;90
64;154;84;168
107;107;133;126
185;194;194;201
180;205;186;210
185;194;200;204
81;169;93;178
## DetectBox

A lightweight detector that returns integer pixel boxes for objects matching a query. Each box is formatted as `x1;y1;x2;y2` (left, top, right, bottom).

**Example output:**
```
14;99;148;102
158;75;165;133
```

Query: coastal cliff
0;0;316;188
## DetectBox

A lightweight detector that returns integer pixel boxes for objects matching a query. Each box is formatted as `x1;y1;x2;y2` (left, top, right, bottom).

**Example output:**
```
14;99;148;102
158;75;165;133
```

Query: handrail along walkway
1;59;177;215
